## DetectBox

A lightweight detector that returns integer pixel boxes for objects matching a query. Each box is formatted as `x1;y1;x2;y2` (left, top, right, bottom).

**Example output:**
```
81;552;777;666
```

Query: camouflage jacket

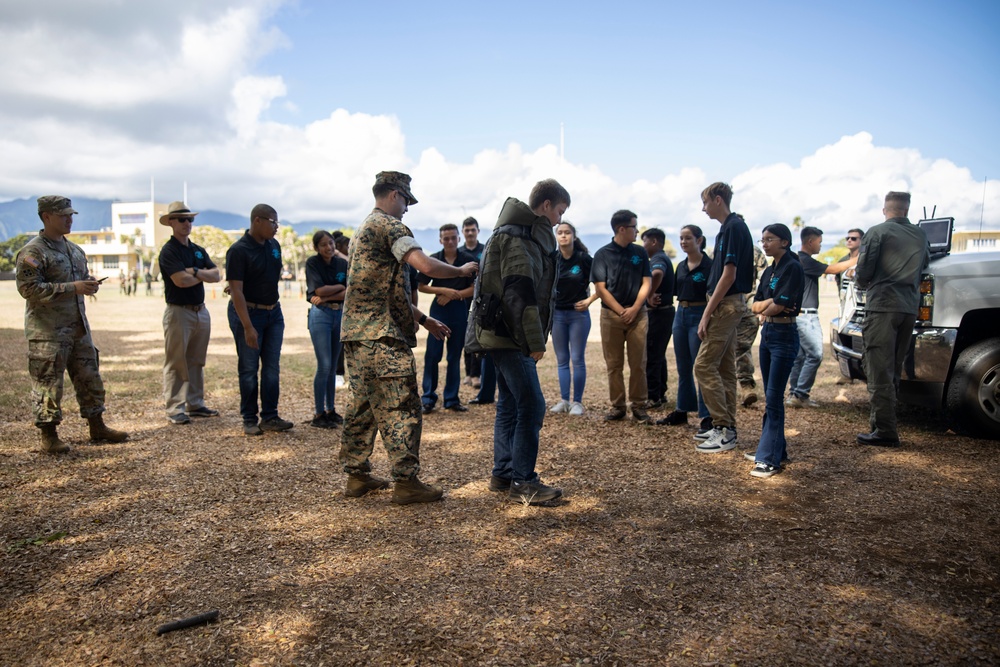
746;244;768;306
342;208;422;347
15;232;89;340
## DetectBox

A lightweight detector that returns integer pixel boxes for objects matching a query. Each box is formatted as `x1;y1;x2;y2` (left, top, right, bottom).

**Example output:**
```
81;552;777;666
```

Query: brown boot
392;476;444;505
344;473;391;498
88;415;129;443
39;423;71;454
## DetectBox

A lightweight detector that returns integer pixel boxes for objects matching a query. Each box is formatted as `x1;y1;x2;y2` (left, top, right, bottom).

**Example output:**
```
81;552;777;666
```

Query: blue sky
1;0;998;234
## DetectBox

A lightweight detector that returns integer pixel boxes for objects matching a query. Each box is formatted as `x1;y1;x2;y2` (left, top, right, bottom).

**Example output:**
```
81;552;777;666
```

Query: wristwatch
418;314;428;325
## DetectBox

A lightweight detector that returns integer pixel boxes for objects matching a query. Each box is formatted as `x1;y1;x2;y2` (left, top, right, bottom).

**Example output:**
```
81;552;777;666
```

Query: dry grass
0;281;998;666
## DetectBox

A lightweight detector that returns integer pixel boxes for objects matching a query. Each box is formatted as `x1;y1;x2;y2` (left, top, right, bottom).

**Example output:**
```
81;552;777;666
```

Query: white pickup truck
831;217;1000;439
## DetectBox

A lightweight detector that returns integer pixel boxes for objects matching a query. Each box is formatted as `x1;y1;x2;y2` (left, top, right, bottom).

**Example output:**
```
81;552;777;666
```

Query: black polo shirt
416;249;475;292
463;241;485;262
158;236;216;306
797;251;828;309
592;240;652;309
648;249;675;309
755;252;804;316
555;249;593;309
675;254;713;302
305;253;349;300
707;213;755;297
225;231;282;305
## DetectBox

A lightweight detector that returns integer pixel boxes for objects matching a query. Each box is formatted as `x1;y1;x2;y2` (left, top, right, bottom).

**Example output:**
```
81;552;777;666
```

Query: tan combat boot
88;415;129;443
344;473;391;498
392;477;444;505
39;423;71;454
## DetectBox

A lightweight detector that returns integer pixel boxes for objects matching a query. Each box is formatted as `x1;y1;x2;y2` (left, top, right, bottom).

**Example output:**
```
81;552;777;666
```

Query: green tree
792;215;804;230
187;225;238;265
0;233;32;271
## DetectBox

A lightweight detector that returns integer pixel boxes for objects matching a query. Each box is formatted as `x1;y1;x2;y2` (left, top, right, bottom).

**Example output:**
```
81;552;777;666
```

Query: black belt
678;300;707;307
246;301;279;310
169;303;205;312
764;316;796;324
800;308;818;314
317;303;342;311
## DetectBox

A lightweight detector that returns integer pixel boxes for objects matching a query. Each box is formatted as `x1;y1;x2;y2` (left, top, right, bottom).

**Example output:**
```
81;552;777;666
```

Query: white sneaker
549;399;570;414
569;401;585;415
696;427;738;453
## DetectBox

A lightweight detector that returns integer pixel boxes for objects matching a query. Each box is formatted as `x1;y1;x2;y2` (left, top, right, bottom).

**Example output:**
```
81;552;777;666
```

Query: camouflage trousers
340;338;422;481
735;310;760;388
27;324;106;426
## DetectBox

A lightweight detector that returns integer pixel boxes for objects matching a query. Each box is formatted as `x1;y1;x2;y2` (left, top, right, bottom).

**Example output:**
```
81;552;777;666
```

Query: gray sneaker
509;479;563;505
169;413;191;425
696;427;738;453
244;422;263;436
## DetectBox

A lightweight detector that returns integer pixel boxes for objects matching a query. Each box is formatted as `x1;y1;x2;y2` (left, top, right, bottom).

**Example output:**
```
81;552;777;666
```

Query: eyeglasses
173;217;194;223
846;236;860;241
258;217;279;226
760;237;782;244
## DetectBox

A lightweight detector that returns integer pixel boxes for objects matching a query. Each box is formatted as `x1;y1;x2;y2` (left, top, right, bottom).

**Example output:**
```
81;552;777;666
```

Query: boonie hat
374;171;418;205
159;201;200;226
37;195;78;216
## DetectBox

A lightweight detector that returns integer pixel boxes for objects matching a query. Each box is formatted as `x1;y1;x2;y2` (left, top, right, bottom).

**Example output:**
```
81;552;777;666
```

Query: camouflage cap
374;171;418;205
159;201;200;226
37;196;78;216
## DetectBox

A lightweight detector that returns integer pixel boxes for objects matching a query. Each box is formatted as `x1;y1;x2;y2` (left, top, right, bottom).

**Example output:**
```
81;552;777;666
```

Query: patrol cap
159;201;200;226
37;196;78;216
374;171;418;205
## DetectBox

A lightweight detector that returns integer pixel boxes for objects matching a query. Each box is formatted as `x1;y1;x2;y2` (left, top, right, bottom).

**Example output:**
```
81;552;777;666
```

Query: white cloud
1;3;997;239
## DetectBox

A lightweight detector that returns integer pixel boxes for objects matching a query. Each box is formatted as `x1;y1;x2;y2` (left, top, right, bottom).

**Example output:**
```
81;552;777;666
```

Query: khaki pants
600;308;648;410
163;304;212;417
693;295;746;428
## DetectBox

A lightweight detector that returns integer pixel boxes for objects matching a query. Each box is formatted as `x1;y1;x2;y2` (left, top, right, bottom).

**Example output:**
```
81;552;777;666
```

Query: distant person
129;267;138;296
460;216;487;390
786;226;858;408
694;182;754;453
640;228;675;411
745;223;804;478
339;171;477;505
144;270;152;296
592;210;653;423
333;231;351;259
550;221;597;415
472;179;570;505
158;201;222;425
15;195;128;453
417;223;476;413
658;225;713;427
734;244;768;407
305;230;348;429
225;204;294;436
854;192;929;447
119;269;127;295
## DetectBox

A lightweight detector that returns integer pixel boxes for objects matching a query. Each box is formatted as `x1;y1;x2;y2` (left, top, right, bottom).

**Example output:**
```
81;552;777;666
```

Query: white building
68;201;172;280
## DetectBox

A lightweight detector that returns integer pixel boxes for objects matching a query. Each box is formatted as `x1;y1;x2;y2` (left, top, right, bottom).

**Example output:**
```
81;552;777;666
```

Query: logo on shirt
692;272;706;283
570;265;581;275
769;275;779;290
272;248;281;260
630;255;641;266
337;272;346;282
194;250;204;259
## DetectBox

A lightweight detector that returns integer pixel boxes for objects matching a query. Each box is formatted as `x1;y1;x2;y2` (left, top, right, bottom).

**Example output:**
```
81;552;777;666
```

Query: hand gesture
423;317;451;341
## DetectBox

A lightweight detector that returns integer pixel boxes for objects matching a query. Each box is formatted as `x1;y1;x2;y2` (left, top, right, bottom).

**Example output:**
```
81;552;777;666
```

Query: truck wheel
946;338;1000;439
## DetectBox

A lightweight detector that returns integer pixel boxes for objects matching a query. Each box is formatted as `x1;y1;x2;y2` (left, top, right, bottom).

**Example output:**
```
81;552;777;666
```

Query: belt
678;300;707;307
763;316;796;324
246;301;279;311
169;303;205;312
317;303;342;310
800;308;818;314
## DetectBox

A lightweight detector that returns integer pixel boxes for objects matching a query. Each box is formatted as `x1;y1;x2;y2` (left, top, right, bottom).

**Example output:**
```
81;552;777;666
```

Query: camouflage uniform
16;231;107;425
340;193;424;481
736;244;768;388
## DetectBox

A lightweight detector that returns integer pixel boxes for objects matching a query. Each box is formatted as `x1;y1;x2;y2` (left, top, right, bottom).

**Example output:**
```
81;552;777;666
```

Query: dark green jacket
474;198;557;353
855;217;930;314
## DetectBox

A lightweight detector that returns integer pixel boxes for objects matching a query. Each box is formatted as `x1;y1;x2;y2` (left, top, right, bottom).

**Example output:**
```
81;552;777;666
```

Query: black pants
645;306;675;403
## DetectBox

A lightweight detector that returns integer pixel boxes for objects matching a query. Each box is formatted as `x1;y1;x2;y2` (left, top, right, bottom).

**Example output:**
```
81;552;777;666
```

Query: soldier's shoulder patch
23;256;40;268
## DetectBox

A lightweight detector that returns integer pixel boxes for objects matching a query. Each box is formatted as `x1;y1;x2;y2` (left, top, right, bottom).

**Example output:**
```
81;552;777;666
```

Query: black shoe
445;404;469;412
469;397;494;405
489;475;511;491
168;413;191;425
604;407;627;421
421;404;435;415
260;417;294;432
188;406;220;418
325;410;344;425
656;410;688;426
632;408;652;424
646;398;665;410
857;431;900;447
310;413;338;429
509;479;563;505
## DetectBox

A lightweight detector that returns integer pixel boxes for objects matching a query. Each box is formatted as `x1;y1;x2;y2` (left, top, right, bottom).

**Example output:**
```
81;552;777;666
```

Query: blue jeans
228;302;284;424
421;300;468;408
491;348;545;483
308;306;342;414
475;353;497;403
756;322;799;467
672;305;709;418
788;313;823;399
551;308;591;402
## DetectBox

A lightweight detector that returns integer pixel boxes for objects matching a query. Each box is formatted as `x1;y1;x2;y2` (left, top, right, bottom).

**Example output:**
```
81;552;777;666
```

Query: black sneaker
489;475;511;491
325;410;344;425
168;413;191;425
743;451;791;465
421;404;435;415
244;422;263;436
509;479;563;505
260;417;294;432
310;413;337;429
656;410;687;426
646;398;665;410
750;462;782;478
632;408;653;424
604;407;627;421
693;417;714;440
188;406;220;418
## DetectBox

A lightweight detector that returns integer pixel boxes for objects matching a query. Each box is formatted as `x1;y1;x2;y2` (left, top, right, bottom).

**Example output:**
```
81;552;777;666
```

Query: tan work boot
88;415;129;443
39;423;71;454
344;473;391;498
740;385;758;407
392;476;444;505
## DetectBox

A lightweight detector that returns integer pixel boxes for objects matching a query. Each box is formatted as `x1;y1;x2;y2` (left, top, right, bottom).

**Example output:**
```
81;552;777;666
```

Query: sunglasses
173;217;194;223
846;236;860;241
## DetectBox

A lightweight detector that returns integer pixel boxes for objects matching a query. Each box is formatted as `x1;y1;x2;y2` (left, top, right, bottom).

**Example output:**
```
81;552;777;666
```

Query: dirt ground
1;281;998;666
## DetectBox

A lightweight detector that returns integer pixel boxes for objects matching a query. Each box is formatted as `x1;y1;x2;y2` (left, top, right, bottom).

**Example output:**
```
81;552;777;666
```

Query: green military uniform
340;179;424;481
736;244;768;387
16;230;107;425
855;216;930;440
